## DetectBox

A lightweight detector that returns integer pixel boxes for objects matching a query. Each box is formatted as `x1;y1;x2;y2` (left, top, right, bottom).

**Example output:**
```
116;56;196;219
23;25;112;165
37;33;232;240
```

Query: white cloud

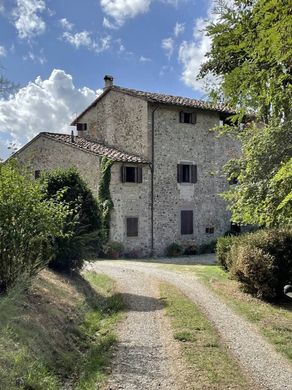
0;69;102;157
0;1;4;14
23;50;46;64
174;22;184;37
103;17;118;29
63;31;111;53
139;55;151;62
161;37;174;59
12;0;46;40
178;0;220;93
59;17;74;31
0;45;6;57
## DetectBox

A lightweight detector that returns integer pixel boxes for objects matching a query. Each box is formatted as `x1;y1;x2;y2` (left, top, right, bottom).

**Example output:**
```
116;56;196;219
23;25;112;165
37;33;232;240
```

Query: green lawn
161;263;292;361
160;282;253;389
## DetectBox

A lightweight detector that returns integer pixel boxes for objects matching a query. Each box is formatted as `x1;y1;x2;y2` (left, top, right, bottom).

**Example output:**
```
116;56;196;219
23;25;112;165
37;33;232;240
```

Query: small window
181;210;193;235
180;111;196;124
228;177;238;185
206;227;214;234
121;166;142;183
126;217;138;237
76;123;87;131
177;164;197;183
34;170;41;179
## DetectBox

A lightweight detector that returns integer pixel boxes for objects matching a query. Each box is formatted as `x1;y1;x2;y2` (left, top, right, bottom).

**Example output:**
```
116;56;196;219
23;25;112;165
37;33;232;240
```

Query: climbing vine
98;156;114;241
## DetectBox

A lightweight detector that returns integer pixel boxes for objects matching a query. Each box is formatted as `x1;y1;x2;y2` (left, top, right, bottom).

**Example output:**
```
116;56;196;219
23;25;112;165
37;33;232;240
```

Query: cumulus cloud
178;0;220;92
161;37;174;59
12;0;46;40
139;55;151;62
59;17;74;31
0;45;6;57
174;22;184;37
0;69;102;158
63;31;111;53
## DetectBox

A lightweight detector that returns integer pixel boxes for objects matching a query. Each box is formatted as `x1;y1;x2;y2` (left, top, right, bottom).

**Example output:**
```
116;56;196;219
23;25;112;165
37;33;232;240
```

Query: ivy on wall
98;156;114;240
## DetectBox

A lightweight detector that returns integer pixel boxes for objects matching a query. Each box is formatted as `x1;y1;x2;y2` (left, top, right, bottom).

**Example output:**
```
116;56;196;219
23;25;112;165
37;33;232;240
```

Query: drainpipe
150;104;159;257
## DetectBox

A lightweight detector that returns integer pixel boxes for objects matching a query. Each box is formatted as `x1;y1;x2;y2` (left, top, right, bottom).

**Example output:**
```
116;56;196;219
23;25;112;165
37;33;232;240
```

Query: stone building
14;75;239;256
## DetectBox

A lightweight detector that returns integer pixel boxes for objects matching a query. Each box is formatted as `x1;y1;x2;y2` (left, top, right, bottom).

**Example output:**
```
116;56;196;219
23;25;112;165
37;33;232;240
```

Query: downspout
150;104;159;257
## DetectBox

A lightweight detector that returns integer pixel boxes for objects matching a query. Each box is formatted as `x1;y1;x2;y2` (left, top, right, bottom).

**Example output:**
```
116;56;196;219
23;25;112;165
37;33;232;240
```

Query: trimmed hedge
216;229;292;301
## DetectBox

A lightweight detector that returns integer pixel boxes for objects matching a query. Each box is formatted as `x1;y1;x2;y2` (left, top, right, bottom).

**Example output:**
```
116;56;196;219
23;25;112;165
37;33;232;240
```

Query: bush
184;243;198;255
41;168;102;272
166;243;184;257
0;162;67;292
198;240;217;254
216;235;237;271
103;241;124;259
230;230;292;301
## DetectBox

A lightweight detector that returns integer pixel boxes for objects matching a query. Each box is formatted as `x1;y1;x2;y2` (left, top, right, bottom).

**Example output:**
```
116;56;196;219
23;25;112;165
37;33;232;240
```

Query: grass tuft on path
162;263;292;361
0;269;123;390
160;282;254;390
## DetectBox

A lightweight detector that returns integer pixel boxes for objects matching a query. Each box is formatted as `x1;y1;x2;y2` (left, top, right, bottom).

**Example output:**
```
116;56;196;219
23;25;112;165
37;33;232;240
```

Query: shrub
184;243;198;255
216;236;237;271
230;229;292;301
41;168;102;272
0;162;67;292
198;240;217;254
166;243;184;257
103;241;124;259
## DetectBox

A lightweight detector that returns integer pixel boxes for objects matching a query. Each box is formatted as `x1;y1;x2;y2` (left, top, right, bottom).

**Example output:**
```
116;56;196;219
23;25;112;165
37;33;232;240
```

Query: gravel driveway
86;260;292;390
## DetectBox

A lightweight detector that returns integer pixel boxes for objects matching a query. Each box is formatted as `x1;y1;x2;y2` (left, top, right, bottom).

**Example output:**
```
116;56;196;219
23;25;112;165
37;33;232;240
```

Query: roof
41;132;149;164
71;85;234;125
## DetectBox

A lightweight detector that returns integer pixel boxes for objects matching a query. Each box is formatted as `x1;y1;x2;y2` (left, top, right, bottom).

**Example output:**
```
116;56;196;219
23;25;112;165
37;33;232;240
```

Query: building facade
14;75;239;256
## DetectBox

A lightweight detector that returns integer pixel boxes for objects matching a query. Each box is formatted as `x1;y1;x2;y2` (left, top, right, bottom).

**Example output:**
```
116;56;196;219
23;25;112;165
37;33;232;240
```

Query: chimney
104;75;114;89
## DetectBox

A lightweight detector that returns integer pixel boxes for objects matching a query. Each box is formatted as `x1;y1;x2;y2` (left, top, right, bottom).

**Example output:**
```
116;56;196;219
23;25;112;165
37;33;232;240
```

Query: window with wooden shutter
177;164;197;183
179;111;197;125
181;210;193;235
121;166;143;183
126;217;138;237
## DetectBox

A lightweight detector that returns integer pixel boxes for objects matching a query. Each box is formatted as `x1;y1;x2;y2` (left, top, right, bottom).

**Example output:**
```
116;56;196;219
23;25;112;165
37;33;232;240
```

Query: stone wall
77;89;150;160
150;103;239;255
14;135;100;196
109;162;152;257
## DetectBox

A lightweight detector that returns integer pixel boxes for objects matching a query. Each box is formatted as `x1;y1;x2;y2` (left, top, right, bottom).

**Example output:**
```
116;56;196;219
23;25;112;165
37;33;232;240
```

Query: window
181;210;193;235
206;227;214;234
34;170;41;179
177;164;197;183
126;217;138;237
76;123;87;131
180;111;196;124
228;177;238;185
121;166;143;183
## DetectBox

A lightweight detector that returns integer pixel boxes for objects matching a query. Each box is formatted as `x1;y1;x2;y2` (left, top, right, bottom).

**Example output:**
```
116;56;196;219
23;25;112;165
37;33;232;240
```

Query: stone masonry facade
14;76;239;257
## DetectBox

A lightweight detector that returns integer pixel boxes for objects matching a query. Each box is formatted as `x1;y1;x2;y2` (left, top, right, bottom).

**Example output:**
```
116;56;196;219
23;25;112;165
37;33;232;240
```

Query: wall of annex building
14;136;101;196
77;90;151;161
109;162;152;257
149;103;240;255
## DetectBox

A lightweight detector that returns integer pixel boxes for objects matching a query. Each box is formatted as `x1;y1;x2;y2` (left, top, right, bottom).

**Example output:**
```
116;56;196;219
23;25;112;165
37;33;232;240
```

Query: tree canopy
199;0;292;227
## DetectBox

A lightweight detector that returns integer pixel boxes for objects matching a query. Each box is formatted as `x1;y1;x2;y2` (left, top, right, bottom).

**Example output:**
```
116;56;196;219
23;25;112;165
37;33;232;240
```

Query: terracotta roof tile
42;132;149;164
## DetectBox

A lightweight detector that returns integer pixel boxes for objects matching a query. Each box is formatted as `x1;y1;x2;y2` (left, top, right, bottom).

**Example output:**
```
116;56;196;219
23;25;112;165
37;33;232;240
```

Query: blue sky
0;0;216;159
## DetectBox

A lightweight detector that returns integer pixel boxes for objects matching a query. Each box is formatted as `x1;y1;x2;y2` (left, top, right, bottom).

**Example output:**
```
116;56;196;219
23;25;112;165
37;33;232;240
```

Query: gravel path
87;260;292;390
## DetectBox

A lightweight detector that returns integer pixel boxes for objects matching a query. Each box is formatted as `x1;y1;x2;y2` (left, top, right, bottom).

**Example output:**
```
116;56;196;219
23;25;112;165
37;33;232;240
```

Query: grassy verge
0;269;123;390
160;282;252;389
162;263;292;361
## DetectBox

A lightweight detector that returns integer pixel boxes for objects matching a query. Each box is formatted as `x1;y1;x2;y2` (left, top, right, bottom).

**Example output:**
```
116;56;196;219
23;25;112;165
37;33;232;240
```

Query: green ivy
98;156;114;241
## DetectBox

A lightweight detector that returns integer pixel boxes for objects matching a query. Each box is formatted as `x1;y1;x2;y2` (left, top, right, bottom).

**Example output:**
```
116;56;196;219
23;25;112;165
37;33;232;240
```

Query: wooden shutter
177;164;183;183
191;165;197;183
179;111;184;123
181;210;193;235
191;113;197;125
136;167;143;183
121;165;126;182
127;217;138;237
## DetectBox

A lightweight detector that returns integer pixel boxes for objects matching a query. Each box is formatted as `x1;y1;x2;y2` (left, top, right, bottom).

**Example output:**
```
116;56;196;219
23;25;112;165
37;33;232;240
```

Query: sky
0;0;218;159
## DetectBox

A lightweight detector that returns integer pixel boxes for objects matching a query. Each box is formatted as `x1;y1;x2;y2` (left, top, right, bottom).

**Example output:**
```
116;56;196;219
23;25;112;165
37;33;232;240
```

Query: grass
160;283;253;389
162;263;292;361
0;269;123;390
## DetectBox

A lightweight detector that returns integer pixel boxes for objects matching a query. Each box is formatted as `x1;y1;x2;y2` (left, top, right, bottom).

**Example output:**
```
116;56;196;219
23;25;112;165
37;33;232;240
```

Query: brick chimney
104;75;113;89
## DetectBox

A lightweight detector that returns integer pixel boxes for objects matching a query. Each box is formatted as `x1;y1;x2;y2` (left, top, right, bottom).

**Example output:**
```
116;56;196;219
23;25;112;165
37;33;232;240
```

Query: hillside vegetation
0;269;123;390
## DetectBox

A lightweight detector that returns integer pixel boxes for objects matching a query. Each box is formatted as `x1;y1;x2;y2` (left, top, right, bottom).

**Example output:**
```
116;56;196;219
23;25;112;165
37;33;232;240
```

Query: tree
0;66;19;98
0;162;67;293
41;168;102;271
199;0;292;227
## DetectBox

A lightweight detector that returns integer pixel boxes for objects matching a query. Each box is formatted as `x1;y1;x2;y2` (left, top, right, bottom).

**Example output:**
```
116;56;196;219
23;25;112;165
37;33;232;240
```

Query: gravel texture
87;259;292;390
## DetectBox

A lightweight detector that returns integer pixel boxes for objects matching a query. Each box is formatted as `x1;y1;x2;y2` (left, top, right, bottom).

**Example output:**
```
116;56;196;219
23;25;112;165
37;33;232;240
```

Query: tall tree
199;0;292;227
